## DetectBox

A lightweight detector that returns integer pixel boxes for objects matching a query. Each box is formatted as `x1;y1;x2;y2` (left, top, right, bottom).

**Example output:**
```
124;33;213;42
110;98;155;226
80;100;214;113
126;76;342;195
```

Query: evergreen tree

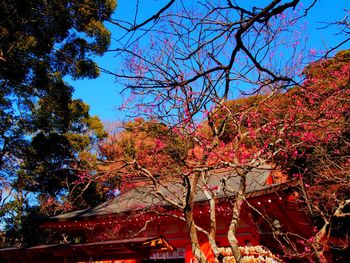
0;0;116;246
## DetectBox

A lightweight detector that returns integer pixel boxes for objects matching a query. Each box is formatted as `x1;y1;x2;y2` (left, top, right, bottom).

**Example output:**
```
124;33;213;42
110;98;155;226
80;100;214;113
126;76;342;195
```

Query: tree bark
186;211;208;262
184;173;208;262
227;172;246;263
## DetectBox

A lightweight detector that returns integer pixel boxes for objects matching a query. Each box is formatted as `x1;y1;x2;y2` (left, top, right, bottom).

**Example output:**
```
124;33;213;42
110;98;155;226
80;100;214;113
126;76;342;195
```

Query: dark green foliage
0;0;115;247
0;0;115;83
3;205;65;248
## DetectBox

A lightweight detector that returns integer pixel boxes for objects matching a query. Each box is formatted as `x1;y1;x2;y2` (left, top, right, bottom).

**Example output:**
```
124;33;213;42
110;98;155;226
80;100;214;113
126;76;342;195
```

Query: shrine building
0;167;313;262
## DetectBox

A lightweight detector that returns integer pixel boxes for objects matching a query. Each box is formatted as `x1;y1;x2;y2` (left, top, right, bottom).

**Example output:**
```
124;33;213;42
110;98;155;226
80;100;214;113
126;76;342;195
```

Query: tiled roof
50;167;291;221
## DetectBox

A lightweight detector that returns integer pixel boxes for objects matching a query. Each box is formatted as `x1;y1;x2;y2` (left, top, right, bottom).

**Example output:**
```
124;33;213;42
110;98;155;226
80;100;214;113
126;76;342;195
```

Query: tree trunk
186;211;208;263
227;173;246;263
316;251;328;263
184;173;208;262
207;193;221;261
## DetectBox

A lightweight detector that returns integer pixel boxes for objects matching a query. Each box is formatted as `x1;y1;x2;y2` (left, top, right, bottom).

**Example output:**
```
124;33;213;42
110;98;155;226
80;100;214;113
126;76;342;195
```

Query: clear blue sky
70;0;350;123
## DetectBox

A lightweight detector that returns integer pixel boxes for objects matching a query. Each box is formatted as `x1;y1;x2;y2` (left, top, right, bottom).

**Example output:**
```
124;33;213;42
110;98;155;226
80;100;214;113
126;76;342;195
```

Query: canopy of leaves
0;0;115;247
99;118;190;191
0;0;115;81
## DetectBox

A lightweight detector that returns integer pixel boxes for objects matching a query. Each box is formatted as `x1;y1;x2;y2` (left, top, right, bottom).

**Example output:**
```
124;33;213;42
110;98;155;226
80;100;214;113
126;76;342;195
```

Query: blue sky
70;0;350;123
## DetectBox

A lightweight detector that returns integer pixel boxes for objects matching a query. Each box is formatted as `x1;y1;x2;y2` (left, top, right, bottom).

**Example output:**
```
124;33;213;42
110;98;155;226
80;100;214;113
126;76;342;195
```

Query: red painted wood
20;192;314;262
